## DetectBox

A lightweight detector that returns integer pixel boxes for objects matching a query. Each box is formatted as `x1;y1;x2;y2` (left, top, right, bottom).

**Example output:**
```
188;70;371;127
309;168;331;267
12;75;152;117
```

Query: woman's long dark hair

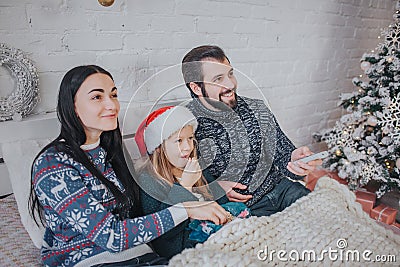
29;65;141;226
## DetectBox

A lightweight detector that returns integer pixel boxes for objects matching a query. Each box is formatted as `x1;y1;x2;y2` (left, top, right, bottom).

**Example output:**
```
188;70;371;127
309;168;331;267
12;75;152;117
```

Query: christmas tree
319;2;400;198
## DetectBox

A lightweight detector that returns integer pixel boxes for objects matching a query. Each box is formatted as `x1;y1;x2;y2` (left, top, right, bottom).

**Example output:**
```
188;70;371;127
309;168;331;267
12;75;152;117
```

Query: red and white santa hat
134;106;198;156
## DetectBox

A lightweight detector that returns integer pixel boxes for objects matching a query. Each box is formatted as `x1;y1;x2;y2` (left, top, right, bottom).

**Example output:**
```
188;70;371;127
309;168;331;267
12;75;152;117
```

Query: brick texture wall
0;0;395;146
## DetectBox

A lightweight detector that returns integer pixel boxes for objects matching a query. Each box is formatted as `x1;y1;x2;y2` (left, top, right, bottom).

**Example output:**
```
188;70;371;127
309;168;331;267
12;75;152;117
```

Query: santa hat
135;106;198;156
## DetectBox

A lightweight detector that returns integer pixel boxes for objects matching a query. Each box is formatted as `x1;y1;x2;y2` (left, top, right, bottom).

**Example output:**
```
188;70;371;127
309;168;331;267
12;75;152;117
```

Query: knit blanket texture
169;177;400;266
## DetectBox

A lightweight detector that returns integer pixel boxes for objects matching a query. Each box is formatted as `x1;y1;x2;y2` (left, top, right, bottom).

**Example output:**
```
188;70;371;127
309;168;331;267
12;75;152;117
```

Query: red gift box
355;190;376;214
305;169;329;191
305;170;348;191
370;204;398;225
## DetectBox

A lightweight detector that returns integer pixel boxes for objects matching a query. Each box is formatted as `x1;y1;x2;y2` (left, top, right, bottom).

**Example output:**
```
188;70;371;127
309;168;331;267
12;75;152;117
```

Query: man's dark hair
181;45;230;98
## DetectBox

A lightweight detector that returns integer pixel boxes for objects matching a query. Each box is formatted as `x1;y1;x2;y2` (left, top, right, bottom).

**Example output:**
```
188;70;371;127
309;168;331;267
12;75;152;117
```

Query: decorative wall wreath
0;43;39;121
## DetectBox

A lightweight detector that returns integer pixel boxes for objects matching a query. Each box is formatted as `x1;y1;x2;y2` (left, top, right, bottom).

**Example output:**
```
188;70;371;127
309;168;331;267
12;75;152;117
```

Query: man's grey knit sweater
186;96;303;206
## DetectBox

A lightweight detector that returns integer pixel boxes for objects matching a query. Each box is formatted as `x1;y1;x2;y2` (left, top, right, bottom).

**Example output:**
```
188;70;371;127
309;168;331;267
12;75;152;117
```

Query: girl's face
163;125;195;170
74;73;120;143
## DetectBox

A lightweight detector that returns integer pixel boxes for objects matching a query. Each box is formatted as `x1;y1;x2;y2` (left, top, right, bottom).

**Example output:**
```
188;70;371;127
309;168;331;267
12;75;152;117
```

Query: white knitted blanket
169;177;400;266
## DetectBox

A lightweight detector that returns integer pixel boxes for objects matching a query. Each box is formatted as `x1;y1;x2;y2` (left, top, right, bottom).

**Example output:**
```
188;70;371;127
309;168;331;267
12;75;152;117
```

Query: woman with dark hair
29;65;229;267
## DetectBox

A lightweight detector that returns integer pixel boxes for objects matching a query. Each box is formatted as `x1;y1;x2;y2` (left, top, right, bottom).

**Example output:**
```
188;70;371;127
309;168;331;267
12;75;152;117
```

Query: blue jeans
249;177;310;217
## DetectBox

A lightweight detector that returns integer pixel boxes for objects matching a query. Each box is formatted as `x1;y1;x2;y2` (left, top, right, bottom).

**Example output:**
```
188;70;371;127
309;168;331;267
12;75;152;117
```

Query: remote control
296;151;329;163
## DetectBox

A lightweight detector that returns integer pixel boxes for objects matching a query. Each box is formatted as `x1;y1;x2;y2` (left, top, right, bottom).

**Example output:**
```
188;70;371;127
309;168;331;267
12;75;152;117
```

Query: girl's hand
179;158;202;189
182;201;228;225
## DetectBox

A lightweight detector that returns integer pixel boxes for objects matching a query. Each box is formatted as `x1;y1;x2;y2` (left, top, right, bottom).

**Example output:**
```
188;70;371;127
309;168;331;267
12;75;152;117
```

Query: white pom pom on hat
135;106;198;155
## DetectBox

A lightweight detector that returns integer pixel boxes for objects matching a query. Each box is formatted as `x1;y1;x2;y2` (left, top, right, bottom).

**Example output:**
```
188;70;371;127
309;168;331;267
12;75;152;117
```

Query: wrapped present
305;170;348;191
305;169;328;191
370;204;398;225
378;190;400;223
306;178;318;191
355;190;376;214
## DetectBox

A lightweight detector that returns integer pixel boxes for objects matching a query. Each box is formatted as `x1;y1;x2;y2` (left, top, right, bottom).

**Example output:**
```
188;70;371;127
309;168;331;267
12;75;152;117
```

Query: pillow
1;138;51;249
2;136;141;249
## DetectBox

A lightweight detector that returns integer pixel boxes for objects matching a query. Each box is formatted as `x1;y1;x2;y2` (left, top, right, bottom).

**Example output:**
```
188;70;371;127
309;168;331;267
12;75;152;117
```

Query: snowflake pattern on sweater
187;96;303;206
32;144;177;267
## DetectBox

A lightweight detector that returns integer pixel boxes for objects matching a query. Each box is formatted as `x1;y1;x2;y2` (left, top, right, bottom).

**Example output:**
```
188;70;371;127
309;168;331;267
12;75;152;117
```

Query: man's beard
201;87;238;111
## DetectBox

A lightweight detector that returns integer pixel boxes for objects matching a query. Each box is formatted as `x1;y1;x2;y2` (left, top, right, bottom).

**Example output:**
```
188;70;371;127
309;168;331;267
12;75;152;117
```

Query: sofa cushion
1;139;50;248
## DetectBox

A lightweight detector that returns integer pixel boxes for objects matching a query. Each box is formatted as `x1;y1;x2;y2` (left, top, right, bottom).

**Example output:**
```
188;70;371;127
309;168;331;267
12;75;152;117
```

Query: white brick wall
0;0;395;147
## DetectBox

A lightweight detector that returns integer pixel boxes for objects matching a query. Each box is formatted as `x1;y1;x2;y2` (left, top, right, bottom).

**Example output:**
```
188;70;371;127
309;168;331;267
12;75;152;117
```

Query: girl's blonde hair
139;139;213;200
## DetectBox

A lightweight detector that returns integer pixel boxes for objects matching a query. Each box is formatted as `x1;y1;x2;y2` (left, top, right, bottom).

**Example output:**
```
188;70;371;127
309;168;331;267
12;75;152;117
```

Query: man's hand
217;181;252;202
287;146;322;176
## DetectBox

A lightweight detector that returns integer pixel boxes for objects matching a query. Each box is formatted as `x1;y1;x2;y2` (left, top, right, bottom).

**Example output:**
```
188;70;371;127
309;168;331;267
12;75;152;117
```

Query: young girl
29;65;229;267
135;106;249;259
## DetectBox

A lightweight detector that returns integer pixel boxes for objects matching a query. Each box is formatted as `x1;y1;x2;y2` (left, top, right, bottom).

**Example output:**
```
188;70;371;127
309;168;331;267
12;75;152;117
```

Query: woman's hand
182;201;228;225
179;158;202;189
